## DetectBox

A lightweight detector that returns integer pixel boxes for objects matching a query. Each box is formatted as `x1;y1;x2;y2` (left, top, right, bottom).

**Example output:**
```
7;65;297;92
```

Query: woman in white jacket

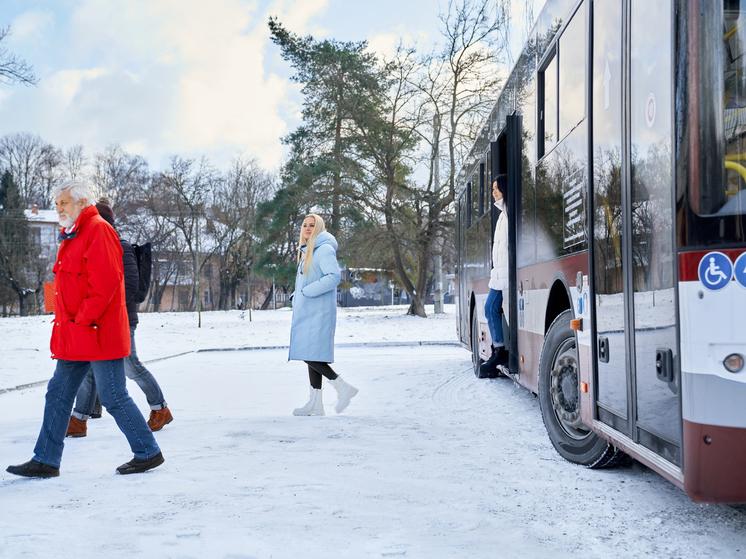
481;175;509;376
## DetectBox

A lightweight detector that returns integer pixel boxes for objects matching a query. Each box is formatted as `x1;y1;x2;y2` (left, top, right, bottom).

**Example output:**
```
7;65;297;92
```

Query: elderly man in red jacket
6;180;163;478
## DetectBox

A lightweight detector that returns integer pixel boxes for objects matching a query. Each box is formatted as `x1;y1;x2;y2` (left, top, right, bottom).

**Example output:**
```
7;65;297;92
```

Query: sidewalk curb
196;340;460;353
0;340;462;394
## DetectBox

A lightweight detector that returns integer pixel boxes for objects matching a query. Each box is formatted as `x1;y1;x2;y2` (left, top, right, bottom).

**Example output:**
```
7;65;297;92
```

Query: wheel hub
550;353;583;430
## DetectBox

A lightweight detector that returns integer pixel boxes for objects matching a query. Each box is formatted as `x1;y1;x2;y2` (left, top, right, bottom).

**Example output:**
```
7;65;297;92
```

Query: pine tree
0;170;39;315
268;17;384;236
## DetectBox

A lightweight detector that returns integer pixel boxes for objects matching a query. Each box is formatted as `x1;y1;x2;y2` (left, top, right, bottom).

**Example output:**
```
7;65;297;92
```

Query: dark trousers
304;361;338;389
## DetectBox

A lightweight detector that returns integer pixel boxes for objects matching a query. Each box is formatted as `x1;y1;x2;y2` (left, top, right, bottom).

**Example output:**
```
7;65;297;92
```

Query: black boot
6;459;60;478
494;346;509;371
116;452;165;475
479;346;503;378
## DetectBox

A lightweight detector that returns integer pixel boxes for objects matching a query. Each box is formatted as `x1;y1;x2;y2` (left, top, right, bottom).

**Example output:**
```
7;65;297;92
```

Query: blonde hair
297;214;326;275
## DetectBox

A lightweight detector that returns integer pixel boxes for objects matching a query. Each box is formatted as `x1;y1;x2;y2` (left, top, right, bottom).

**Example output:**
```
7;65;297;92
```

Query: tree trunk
260;285;274;310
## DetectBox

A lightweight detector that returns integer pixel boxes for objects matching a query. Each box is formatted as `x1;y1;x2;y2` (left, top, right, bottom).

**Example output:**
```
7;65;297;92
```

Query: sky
0;0;448;174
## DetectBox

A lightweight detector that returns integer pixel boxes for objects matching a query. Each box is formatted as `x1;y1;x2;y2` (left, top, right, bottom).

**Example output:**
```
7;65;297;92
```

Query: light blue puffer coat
288;231;341;363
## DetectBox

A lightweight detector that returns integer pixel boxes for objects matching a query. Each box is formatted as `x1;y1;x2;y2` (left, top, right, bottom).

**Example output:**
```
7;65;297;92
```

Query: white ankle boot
328;376;359;413
293;387;324;416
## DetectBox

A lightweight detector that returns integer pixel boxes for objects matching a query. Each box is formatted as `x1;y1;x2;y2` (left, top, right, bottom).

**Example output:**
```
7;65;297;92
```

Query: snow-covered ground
0;305;458;391
1;305;745;558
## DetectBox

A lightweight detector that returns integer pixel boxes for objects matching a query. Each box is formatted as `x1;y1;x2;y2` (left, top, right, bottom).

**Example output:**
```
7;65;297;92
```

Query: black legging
305;361;338;389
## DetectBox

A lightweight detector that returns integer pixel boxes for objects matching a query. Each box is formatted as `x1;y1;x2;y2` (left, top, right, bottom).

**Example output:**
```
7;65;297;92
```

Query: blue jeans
73;327;166;419
33;358;160;468
485;289;504;348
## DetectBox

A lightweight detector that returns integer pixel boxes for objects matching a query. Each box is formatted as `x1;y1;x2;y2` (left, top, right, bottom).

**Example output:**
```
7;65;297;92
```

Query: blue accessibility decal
734;253;746;290
698;252;733;291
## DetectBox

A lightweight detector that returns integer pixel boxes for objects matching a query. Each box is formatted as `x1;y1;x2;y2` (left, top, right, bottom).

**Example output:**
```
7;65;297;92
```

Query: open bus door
590;0;682;468
492;114;522;375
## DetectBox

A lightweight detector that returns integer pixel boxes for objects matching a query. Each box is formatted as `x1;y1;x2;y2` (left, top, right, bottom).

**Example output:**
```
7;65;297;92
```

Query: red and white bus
456;0;746;503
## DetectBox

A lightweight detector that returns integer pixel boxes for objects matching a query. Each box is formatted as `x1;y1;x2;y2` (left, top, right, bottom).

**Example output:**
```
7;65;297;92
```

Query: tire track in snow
431;367;476;412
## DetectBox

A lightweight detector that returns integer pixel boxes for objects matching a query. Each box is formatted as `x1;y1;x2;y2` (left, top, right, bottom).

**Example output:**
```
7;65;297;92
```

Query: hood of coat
301;231;338;254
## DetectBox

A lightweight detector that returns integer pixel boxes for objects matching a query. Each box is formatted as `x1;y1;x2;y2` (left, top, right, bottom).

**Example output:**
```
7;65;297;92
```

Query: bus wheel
538;310;619;467
471;312;485;377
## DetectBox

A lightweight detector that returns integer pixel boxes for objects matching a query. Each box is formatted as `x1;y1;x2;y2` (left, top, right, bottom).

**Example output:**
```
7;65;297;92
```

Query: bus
455;0;746;504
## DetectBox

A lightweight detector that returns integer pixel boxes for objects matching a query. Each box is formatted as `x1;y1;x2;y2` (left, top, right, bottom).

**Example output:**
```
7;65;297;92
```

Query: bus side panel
678;250;746;503
515;253;589;394
517;330;543;392
468;277;492;360
683;421;746;504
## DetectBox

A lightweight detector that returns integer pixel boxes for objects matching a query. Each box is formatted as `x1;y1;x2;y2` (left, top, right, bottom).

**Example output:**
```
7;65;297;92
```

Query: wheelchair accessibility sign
698;252;733;291
734;253;746;290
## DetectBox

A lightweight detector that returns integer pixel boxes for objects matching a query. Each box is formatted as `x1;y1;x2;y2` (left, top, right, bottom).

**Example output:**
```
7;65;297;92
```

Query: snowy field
1;305;745;558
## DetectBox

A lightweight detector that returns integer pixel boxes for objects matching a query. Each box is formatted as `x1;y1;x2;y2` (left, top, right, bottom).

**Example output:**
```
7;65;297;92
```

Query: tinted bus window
517;41;538;268
466;182;473;228
681;1;746;246
472;170;479;223
542;55;558;155
559;4;586;139
478;163;485;216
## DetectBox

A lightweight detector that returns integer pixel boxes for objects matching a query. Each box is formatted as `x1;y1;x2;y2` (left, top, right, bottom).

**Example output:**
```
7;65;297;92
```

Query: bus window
478;163;485;216
466;182;473;228
559;4;586;139
541;54;558;156
486;151;492;209
719;3;746;220
682;1;746;246
472;170;479;223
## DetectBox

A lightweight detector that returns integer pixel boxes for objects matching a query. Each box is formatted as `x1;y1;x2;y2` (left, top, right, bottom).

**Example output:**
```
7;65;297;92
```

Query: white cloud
1;0;331;172
367;28;432;59
262;0;330;37
8;9;54;44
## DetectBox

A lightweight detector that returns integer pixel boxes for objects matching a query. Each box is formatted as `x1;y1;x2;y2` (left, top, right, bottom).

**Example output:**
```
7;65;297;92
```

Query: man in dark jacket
6;180;163;478
66;201;173;438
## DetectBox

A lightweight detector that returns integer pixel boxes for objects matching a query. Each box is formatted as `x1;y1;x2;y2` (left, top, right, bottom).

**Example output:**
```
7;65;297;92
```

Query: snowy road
1;340;745;558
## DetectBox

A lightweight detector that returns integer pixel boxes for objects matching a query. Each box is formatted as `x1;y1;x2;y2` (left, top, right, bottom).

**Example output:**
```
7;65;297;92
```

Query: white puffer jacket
488;198;508;291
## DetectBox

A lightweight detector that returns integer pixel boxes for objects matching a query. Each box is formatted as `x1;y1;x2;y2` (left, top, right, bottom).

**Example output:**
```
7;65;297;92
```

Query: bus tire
471;312;486;377
538;310;618;467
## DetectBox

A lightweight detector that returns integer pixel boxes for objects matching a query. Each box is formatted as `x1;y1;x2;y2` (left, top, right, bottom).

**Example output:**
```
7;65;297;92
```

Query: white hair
51;179;97;207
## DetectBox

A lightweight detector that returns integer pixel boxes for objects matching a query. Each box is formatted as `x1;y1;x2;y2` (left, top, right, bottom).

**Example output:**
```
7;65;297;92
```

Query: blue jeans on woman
485;289;504;347
33;358;160;468
73;326;166;419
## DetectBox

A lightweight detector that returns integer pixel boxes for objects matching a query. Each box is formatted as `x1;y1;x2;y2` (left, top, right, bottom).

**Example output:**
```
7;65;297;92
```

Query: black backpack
132;242;152;304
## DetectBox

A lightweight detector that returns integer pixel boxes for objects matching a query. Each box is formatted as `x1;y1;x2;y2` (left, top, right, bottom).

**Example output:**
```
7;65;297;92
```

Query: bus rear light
580;382;588;393
520;355;524;363
570;318;583;331
724;353;744;373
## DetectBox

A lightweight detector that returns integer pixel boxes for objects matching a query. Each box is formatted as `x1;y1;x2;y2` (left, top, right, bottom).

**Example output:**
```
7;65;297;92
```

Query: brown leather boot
147;407;173;431
66;415;87;438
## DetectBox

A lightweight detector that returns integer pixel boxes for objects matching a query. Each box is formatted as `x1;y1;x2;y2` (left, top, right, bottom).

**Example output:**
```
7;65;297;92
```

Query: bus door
591;0;681;465
492;114;522;375
457;192;469;346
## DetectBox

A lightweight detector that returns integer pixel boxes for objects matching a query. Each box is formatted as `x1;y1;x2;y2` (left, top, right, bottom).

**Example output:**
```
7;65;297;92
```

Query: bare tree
0;25;38;86
90;143;149;211
353;0;505;317
154;156;216;314
61;144;89;180
208;155;274;310
0;132;62;208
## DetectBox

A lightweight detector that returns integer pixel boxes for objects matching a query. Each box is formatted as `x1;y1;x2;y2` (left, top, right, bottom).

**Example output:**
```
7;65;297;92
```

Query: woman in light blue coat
289;214;358;416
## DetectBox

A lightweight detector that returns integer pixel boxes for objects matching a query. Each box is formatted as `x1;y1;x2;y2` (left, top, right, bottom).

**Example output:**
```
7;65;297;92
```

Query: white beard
58;214;75;228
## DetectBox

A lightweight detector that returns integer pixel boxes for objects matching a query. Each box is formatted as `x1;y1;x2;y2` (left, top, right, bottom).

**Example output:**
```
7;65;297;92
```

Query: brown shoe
66;415;87;438
147;407;173;431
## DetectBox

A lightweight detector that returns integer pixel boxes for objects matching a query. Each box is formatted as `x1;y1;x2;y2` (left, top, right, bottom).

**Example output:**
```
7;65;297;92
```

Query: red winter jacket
50;205;130;361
